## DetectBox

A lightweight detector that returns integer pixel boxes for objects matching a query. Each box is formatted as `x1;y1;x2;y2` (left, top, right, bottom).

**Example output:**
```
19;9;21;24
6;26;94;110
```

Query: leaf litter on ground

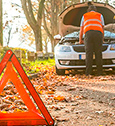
0;63;115;126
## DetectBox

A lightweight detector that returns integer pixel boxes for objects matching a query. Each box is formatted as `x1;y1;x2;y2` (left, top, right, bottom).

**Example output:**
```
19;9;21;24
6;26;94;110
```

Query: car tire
112;67;115;71
55;66;65;75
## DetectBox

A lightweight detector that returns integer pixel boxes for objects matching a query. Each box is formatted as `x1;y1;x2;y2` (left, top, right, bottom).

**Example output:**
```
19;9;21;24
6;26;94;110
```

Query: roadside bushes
0;47;54;62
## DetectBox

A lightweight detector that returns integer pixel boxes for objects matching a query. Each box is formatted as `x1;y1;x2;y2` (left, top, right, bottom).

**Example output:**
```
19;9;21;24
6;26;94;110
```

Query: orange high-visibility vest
83;11;103;34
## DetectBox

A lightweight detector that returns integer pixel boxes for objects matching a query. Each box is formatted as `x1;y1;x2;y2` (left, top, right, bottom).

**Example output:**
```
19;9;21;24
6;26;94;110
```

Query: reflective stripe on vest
84;19;102;25
84;24;102;30
83;11;103;34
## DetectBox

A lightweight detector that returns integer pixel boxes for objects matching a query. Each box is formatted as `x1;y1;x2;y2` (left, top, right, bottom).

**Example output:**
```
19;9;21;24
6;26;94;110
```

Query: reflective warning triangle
0;50;54;126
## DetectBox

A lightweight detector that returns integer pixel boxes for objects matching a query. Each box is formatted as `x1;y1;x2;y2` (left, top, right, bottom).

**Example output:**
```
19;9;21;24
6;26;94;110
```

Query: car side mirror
54;34;61;40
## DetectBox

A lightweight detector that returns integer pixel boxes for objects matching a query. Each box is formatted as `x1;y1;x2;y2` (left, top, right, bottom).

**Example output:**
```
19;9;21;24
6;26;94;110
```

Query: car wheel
112;67;115;71
55;66;65;75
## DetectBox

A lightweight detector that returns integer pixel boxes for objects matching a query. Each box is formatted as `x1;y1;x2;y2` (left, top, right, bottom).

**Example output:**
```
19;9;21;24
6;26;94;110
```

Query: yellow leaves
46;91;55;94
0;92;6;97
22;25;31;32
54;95;65;101
38;90;43;94
35;84;55;95
43;78;47;82
44;73;49;80
14;108;23;113
14;96;19;100
0;111;7;113
35;85;45;91
32;64;57;96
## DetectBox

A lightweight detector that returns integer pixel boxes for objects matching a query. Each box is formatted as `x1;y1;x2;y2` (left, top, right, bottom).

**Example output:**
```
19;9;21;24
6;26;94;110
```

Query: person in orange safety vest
79;5;104;76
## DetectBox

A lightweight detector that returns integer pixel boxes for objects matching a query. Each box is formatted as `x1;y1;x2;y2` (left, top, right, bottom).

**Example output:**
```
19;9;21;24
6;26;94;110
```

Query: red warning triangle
0;50;54;126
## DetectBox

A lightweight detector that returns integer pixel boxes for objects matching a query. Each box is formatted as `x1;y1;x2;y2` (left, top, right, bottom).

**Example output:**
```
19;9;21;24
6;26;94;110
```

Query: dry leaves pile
0;82;28;113
30;65;115;125
0;64;115;126
0;64;84;113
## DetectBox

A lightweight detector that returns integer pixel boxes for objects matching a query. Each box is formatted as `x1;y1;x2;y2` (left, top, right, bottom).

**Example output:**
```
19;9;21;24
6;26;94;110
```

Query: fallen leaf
66;87;76;91
46;91;55;94
75;95;83;100
0;111;7;113
56;117;69;122
38;90;43;94
54;95;65;101
0;104;10;110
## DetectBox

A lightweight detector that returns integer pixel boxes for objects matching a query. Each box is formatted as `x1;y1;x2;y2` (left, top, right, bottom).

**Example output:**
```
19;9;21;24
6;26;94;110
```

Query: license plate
79;54;95;59
79;54;85;59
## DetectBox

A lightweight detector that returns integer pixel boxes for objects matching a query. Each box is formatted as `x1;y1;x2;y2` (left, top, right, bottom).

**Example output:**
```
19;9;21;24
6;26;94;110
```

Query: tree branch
27;0;37;24
37;0;45;21
21;0;35;29
43;10;53;40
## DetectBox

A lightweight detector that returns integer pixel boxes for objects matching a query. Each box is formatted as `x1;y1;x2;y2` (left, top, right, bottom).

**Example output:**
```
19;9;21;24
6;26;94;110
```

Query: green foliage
33;58;55;66
0;47;11;61
0;47;28;62
21;58;55;75
0;47;55;75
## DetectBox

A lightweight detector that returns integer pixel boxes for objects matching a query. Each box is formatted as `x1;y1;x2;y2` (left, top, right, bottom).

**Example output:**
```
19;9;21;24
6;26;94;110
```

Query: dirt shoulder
0;65;114;126
38;71;115;126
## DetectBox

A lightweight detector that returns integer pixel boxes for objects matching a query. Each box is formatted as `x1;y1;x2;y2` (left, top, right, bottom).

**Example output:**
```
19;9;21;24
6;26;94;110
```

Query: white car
55;2;115;75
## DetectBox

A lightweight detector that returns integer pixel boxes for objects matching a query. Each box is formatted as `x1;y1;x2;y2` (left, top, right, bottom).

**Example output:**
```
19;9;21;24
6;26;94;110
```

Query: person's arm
79;26;84;44
79;16;84;44
101;14;105;42
102;25;104;42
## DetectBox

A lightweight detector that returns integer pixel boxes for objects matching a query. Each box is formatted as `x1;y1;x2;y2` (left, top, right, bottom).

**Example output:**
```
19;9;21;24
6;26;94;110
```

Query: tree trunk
51;38;55;52
34;28;42;51
50;0;59;52
35;14;42;51
21;0;45;52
